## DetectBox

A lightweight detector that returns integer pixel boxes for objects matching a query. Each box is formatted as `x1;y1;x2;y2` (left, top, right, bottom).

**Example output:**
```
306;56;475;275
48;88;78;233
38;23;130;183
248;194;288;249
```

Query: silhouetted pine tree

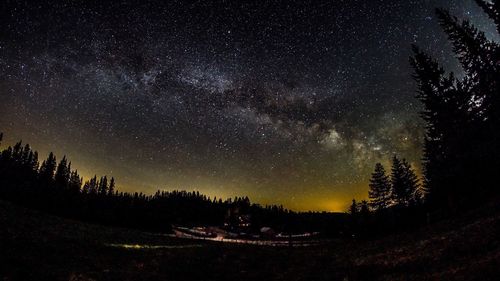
39;152;57;185
19;144;38;173
98;176;108;195
89;176;98;194
108;177;115;196
349;199;358;216
359;200;370;216
358;200;370;227
82;175;99;194
12;142;23;164
390;156;405;206
54;156;70;190
368;163;392;211
69;170;82;192
391;156;420;207
411;2;500;210
401;159;421;206
26;150;39;172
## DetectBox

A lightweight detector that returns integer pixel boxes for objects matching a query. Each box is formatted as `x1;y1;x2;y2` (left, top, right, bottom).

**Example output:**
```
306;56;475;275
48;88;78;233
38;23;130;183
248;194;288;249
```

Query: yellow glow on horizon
0;130;380;213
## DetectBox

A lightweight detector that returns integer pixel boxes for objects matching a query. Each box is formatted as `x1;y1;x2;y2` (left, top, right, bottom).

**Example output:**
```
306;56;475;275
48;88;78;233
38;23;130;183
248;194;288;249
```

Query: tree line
0;133;347;235
0;133;299;232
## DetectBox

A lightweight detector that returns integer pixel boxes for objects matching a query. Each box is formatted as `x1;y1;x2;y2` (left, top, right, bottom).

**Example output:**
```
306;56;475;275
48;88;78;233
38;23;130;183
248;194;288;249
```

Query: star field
0;0;498;211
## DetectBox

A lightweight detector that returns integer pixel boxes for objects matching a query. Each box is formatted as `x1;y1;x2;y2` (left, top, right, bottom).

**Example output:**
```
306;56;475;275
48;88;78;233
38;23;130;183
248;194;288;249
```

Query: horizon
0;132;390;212
1;0;498;212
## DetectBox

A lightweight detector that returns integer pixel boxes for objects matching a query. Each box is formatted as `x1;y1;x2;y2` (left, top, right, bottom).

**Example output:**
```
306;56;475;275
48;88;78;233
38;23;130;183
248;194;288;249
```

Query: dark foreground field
1;200;499;281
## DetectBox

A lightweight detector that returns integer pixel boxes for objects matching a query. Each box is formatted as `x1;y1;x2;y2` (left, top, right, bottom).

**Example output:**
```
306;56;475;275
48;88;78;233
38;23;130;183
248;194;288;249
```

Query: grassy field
1;200;499;281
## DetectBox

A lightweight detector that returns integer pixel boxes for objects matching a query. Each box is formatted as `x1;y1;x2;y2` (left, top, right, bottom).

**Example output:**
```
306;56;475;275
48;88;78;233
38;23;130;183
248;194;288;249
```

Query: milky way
1;0;498;211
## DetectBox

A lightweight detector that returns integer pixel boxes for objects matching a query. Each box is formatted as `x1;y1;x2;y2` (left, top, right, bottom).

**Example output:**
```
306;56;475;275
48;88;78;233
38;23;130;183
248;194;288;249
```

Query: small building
260;226;275;238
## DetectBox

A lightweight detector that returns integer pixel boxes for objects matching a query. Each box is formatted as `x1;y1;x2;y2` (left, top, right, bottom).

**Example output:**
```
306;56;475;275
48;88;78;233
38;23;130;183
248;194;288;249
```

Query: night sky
1;0;498;211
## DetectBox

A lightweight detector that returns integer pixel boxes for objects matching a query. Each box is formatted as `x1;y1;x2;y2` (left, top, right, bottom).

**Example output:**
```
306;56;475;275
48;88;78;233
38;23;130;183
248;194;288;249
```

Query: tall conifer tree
411;2;500;210
368;163;392;211
39;152;57;184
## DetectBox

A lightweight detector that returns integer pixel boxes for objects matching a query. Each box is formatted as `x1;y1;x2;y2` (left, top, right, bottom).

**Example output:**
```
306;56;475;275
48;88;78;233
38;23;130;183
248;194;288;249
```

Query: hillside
1;200;499;280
